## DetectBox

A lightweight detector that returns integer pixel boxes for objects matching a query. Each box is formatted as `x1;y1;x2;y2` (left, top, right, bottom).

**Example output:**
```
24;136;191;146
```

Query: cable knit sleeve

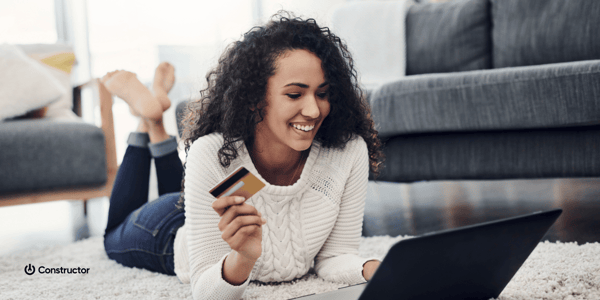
184;134;251;300
314;137;375;284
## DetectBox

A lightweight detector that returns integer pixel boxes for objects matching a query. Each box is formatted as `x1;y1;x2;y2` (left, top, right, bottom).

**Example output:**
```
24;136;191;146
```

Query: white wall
259;0;348;27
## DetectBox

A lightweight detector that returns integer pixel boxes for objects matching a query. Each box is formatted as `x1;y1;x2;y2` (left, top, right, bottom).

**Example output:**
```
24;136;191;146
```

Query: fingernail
261;217;267;223
235;196;245;203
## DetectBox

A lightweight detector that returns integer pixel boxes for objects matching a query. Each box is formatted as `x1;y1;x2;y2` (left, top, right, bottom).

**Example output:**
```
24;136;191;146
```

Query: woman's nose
301;95;320;118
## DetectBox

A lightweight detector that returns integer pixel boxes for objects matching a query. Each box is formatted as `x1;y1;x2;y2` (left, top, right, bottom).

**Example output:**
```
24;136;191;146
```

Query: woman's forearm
222;251;257;285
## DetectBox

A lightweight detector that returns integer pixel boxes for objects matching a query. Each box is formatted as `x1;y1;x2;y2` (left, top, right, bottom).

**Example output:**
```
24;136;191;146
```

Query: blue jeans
103;136;185;276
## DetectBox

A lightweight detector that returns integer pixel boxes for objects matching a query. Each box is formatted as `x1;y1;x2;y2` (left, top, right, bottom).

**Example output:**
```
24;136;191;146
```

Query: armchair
0;80;117;207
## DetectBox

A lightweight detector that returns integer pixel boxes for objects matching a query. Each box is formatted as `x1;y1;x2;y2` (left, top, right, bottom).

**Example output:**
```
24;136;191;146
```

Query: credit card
209;166;266;199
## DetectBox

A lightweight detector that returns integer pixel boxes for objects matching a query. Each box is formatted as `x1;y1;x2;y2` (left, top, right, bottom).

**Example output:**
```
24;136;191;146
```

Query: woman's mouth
291;123;315;132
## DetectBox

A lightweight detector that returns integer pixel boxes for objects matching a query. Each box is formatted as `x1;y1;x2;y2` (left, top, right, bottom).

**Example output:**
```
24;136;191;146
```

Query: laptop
293;209;562;300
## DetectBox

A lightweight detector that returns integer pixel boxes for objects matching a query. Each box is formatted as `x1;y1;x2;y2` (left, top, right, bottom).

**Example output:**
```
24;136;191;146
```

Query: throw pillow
405;0;492;75
18;44;79;121
0;43;66;121
492;0;600;68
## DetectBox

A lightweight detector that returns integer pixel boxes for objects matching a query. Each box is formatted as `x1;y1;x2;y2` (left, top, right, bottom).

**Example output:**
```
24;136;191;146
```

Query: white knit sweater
173;133;374;300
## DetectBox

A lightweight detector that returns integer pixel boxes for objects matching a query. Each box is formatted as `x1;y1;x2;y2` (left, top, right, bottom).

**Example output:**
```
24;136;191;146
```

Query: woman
103;12;384;300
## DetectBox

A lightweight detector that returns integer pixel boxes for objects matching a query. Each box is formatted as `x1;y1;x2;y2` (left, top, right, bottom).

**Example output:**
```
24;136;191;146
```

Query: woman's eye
286;93;301;99
317;92;328;99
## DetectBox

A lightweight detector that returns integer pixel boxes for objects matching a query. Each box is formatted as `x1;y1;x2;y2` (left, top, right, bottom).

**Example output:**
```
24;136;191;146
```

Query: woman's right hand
212;196;266;262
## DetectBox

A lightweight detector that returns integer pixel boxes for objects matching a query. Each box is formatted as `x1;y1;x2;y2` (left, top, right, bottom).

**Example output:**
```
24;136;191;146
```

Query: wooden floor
364;178;600;244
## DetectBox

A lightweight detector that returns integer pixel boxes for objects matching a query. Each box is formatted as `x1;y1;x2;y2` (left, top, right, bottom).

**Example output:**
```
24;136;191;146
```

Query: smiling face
254;49;331;154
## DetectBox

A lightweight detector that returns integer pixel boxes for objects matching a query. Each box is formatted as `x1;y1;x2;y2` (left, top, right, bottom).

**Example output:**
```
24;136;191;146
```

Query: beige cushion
0;43;65;121
18;43;80;121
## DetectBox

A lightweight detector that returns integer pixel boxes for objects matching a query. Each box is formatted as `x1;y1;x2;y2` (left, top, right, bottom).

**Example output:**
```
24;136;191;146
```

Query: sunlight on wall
87;0;349;86
260;0;347;27
0;0;57;44
87;0;254;83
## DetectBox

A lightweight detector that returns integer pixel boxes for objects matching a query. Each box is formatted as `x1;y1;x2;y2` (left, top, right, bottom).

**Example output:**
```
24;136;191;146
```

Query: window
0;0;57;44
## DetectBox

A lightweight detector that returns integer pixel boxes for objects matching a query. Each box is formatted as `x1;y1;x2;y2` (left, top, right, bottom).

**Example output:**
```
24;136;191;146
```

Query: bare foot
101;70;163;120
152;62;174;111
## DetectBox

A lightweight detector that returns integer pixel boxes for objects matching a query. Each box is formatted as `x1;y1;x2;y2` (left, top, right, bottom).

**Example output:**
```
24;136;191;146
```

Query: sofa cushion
406;0;491;75
492;0;600;68
371;60;600;138
0;119;107;195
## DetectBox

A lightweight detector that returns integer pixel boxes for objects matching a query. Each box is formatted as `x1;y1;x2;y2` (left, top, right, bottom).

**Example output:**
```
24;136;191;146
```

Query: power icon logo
24;264;35;275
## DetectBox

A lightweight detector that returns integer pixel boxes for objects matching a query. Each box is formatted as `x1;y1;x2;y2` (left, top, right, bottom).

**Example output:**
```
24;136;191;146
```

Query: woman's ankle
146;118;171;144
136;118;149;133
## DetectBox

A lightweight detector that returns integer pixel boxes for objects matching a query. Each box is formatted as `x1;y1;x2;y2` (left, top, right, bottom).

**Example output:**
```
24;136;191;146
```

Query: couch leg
74;199;90;241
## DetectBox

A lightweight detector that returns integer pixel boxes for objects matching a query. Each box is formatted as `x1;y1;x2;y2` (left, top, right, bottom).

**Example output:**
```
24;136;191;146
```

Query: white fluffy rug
1;235;599;300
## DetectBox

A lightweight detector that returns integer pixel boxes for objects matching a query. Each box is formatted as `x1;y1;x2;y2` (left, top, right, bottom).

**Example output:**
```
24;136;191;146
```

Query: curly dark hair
177;11;384;206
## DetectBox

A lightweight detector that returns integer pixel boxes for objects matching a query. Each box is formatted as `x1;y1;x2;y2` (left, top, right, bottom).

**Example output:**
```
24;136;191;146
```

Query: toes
119;70;137;78
157;62;174;74
101;70;118;82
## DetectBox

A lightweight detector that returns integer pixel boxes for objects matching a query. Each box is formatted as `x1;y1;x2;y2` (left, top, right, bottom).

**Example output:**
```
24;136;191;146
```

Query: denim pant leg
105;144;152;234
104;133;186;274
105;134;183;234
148;136;184;196
103;192;184;275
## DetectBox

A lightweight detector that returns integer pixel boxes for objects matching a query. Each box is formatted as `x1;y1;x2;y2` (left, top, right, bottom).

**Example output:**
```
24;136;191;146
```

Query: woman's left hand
362;260;381;281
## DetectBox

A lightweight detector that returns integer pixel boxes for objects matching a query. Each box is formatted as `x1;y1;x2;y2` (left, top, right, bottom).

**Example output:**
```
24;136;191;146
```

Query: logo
23;264;90;275
24;264;35;275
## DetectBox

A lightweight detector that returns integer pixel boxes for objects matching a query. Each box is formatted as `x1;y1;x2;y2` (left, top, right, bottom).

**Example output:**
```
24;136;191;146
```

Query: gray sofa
0;80;117;207
0;118;107;195
370;0;600;182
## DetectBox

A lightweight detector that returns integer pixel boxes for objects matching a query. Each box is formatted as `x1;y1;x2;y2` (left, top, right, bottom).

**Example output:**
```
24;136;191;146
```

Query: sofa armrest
95;79;118;177
73;84;83;117
72;79;117;174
